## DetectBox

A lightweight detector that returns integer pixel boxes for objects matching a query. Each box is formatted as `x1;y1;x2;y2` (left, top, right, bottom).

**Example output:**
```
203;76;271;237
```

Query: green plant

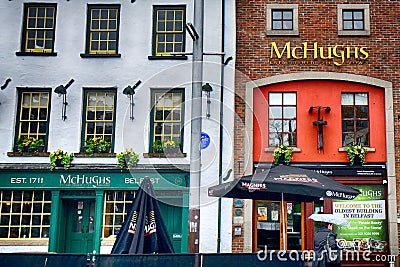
116;149;139;169
162;140;179;149
49;149;74;171
152;140;163;153
16;137;44;152
84;137;112;154
273;144;293;165
346;144;368;166
29;138;45;152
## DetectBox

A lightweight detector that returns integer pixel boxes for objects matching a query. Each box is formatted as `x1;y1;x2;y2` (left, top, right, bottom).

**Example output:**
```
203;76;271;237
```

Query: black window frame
271;9;293;31
81;88;117;153
80;4;121;58
16;3;57;57
148;5;187;60
342;9;365;31
13;88;52;152
268;92;297;147
149;88;185;153
341;93;370;147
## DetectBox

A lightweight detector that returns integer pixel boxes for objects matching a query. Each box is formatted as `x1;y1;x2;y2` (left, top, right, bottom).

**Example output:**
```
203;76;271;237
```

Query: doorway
255;200;303;251
63;199;95;253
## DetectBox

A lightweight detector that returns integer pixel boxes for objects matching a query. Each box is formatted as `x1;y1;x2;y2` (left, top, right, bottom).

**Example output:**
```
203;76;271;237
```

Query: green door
64;199;95;253
159;201;183;253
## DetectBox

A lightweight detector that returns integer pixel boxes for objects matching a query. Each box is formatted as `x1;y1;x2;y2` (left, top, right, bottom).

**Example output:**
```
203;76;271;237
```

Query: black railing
0;252;307;267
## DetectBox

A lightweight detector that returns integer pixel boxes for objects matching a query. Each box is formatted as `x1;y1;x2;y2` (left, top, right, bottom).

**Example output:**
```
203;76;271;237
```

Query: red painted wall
253;80;386;163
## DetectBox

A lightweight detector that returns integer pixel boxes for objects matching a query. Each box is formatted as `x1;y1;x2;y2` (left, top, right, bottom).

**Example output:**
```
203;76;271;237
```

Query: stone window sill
74;152;116;158
7;152;50;157
143;152;187;158
338;147;375;152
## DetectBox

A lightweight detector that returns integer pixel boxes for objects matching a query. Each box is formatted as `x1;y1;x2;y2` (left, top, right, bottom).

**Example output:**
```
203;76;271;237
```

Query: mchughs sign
270;42;369;66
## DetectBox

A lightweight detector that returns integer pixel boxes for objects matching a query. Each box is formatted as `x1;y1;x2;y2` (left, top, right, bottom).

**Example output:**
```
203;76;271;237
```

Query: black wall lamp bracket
54;79;74;120
123;80;141;120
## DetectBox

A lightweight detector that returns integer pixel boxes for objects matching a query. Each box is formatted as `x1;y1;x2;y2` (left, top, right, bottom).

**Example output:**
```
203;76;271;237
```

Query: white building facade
0;0;235;254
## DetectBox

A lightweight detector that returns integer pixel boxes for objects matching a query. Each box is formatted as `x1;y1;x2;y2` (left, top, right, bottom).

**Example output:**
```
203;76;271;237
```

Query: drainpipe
217;0;232;253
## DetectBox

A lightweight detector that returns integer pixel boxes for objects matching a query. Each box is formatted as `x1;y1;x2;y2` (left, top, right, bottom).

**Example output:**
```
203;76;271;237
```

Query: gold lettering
291;45;302;59
270;42;291;59
359;47;369;59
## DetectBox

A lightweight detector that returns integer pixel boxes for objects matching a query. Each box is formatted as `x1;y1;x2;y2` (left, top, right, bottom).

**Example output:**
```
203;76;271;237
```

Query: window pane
269;107;282;119
269;93;282;105
272;21;282;29
282;11;292;19
283;107;296;119
272;11;282;19
343;21;352;30
343;11;352;20
283;93;296;105
355;93;368;105
283;21;293;30
353;11;363;20
354;21;363;30
341;94;353;105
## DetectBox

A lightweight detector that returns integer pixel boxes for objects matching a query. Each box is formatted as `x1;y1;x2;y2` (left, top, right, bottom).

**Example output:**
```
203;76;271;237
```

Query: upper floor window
149;6;187;60
343;10;364;30
266;4;298;36
268;92;297;147
150;89;184;153
14;89;51;152
81;5;121;58
82;89;116;152
338;4;370;36
17;3;57;56
341;93;369;147
272;10;293;30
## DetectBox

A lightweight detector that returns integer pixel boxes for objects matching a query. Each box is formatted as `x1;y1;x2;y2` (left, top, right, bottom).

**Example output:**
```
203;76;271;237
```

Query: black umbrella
111;177;175;254
208;164;360;202
208;164;360;250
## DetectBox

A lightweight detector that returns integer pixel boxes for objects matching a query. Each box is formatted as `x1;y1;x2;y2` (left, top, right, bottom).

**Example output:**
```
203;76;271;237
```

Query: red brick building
233;1;399;265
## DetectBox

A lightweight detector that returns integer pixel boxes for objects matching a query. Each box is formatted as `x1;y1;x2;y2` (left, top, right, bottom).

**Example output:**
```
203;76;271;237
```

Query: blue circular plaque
200;132;210;149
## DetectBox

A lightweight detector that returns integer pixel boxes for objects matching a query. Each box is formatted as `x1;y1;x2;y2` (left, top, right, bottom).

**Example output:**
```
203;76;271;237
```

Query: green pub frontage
0;166;189;254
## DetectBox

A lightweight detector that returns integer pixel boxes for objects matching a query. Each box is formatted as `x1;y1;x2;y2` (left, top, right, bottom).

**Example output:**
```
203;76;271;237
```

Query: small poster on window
271;210;279;221
258;207;268;221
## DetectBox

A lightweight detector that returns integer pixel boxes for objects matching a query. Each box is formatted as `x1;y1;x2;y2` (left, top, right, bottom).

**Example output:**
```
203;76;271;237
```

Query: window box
143;152;187;158
74;152;116;158
7;152;50;157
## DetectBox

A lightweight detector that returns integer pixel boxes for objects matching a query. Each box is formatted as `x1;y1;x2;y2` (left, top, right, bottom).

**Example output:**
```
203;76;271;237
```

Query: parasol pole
281;192;286;250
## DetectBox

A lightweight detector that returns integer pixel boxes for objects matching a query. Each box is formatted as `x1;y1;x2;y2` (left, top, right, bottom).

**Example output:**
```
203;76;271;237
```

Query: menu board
332;185;386;252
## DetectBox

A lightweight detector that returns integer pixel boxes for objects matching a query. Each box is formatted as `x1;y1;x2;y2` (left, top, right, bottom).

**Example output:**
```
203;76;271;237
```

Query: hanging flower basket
346;144;368;166
273;145;293;165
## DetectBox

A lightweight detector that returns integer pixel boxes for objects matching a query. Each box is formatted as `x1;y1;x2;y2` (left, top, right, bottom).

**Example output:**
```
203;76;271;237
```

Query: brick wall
234;0;400;252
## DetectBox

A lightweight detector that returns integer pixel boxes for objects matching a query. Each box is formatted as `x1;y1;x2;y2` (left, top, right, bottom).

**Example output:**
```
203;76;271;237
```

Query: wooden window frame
341;92;370;147
81;88;117;153
80;4;121;58
0;190;51;239
148;5;187;60
268;92;297;147
16;3;57;56
149;89;185;153
102;191;134;239
14;88;51;152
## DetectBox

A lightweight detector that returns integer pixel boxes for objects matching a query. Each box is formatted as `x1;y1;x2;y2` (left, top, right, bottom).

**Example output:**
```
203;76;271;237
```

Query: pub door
62;199;95;253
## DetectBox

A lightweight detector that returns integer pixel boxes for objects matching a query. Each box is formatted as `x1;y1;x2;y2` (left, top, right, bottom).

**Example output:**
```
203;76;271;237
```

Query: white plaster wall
0;0;236;253
0;246;48;253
